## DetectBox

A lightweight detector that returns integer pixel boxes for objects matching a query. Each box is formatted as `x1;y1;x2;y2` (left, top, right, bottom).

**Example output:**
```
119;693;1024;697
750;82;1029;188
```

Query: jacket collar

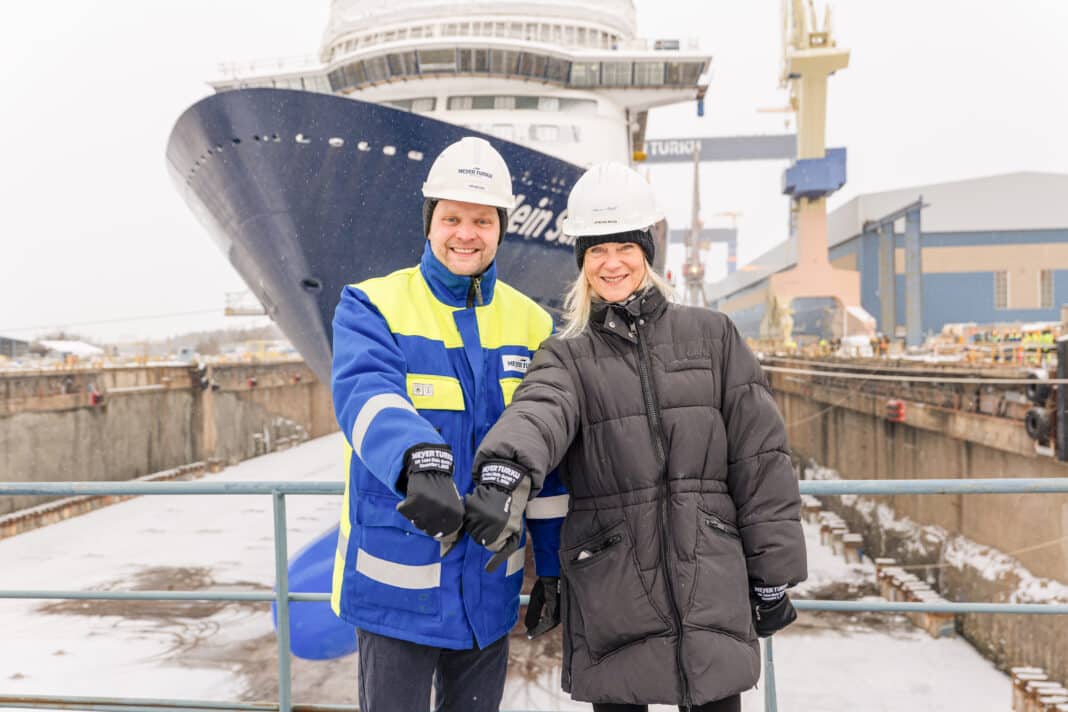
590;287;668;340
419;241;498;308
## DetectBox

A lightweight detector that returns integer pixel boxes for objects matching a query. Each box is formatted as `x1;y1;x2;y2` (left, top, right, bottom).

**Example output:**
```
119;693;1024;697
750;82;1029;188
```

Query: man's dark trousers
357;629;509;712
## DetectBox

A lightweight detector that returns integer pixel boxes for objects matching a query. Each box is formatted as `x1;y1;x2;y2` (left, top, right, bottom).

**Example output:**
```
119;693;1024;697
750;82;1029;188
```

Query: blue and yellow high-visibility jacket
330;242;567;649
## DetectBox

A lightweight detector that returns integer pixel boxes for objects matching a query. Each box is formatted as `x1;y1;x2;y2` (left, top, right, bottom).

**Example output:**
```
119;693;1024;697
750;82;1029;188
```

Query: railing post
272;491;293;712
763;637;778;712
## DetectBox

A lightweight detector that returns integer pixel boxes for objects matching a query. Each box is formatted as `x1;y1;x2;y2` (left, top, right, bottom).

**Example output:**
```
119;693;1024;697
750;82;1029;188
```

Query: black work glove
464;460;531;572
524;576;561;638
395;444;463;552
751;586;797;638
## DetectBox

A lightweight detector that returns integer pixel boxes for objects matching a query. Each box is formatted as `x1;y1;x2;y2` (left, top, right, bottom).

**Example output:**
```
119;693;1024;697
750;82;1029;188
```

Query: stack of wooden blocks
801;494;956;639
1010;667;1068;711
802;495;864;565
873;558;955;638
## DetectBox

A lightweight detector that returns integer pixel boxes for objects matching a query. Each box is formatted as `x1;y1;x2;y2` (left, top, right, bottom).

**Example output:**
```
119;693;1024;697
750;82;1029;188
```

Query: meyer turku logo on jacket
329;241;567;649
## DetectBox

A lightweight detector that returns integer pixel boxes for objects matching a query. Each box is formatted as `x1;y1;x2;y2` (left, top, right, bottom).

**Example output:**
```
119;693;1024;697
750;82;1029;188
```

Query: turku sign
642;135;796;163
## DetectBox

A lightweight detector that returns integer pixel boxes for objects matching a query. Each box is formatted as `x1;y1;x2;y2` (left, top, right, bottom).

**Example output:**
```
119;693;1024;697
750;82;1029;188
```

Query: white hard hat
562;162;663;237
421;137;515;209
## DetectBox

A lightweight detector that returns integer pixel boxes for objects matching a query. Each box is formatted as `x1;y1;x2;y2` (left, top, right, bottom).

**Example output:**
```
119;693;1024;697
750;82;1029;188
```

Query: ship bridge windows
387;51;418;77
364;56;389;82
601;61;633;86
418;48;457;72
665;61;704;85
545;57;569;83
458;49;489;73
634;61;665;86
517;53;548;78
569;62;599;87
325;47;703;93
489;50;519;74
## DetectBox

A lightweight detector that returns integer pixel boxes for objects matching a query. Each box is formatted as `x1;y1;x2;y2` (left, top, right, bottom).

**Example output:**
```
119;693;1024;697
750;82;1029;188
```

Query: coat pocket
686;508;752;638
560;520;672;661
352;498;443;618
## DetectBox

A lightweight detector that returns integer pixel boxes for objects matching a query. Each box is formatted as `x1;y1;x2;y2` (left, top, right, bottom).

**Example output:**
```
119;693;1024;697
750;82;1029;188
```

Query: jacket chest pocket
685;508;751;638
407;374;465;410
560;520;672;661
407;373;465;432
659;342;719;409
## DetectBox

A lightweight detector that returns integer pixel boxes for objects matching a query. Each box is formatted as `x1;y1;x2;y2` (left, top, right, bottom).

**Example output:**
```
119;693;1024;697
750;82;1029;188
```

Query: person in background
329;136;567;712
466;162;807;712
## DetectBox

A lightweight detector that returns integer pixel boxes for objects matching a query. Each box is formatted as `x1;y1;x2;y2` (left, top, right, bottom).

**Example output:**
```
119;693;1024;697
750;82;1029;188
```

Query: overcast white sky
1;1;1066;343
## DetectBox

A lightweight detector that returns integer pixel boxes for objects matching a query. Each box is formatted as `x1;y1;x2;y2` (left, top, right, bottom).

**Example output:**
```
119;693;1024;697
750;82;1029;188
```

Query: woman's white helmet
562;162;663;237
421;137;515;209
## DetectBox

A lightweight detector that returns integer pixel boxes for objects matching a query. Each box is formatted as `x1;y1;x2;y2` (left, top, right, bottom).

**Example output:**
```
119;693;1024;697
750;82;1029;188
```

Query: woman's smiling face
583;241;647;303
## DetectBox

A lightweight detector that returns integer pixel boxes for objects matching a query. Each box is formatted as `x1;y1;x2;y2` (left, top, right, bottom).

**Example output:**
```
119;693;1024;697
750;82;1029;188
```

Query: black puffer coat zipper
632;313;692;709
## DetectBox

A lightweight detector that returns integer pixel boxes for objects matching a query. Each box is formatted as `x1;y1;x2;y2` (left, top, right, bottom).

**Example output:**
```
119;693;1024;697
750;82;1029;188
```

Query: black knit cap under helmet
574;229;655;269
423;199;509;244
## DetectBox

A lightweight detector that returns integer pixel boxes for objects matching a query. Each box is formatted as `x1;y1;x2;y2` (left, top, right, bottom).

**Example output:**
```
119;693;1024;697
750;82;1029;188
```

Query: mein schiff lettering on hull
166;0;709;383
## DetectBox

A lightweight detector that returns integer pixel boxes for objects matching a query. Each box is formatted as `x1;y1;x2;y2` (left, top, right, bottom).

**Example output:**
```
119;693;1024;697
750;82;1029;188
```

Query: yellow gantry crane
763;0;867;341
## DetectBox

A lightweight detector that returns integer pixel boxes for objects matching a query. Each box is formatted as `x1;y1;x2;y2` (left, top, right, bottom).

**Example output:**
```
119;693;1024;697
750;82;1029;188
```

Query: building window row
461;122;583;144
993;270;1056;310
446;95;596;113
326;49;705;92
328;21;622;60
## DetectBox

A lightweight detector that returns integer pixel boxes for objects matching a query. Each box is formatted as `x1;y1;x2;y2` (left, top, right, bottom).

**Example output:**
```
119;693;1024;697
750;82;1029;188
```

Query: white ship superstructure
212;0;710;166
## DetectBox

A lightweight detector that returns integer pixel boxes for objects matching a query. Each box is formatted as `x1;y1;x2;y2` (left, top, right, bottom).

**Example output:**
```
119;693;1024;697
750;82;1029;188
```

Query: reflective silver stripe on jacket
355;548;441;589
335;527;349;562
526;494;569;519
352;393;417;458
506;548;525;577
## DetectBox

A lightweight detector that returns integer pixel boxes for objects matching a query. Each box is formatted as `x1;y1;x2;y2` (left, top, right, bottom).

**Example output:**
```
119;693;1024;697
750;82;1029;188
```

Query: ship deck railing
2;477;1068;712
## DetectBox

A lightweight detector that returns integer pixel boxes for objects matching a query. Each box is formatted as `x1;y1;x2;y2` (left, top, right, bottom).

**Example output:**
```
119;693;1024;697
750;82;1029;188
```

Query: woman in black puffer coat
466;163;807;712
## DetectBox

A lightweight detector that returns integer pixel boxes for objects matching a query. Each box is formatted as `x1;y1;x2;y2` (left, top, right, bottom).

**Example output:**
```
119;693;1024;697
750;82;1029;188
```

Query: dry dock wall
0;362;337;516
770;371;1068;680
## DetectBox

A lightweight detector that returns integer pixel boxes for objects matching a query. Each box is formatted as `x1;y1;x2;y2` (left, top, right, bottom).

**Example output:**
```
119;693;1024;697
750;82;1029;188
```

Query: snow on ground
743;523;1011;712
0;435;345;706
0;434;1011;710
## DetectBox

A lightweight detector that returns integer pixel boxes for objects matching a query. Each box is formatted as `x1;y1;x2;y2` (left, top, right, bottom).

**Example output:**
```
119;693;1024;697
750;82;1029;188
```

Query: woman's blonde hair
558;260;676;339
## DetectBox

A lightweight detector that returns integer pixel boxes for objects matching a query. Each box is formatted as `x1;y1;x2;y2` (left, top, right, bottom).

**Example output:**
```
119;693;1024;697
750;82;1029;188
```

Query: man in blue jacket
330;136;567;712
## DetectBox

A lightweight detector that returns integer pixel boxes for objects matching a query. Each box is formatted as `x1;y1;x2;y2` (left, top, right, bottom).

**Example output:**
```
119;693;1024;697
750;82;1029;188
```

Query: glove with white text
395;444;464;554
463;460;531;572
750;583;797;638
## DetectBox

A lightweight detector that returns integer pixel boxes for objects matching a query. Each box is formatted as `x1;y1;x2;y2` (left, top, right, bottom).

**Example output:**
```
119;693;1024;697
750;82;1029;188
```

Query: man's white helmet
562;162;663;237
421;137;515;209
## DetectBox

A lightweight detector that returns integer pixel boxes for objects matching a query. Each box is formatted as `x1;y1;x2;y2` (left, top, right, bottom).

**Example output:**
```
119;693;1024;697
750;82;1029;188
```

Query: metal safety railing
2;477;1068;712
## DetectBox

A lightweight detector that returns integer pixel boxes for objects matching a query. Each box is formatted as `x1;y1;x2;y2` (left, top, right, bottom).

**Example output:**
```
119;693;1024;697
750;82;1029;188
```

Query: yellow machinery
763;0;868;341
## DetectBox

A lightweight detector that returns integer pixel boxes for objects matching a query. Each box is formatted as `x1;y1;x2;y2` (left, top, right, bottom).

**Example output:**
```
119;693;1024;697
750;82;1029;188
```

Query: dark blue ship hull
166;89;586;381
